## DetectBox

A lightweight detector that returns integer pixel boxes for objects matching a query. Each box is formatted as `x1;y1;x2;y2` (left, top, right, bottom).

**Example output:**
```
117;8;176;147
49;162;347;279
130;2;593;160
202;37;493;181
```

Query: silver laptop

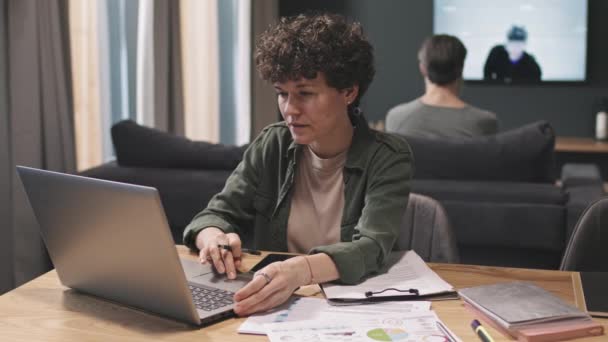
16;166;252;326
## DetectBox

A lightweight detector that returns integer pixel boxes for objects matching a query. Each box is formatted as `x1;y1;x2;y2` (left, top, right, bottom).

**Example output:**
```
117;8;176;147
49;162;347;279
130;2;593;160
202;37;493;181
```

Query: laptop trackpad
180;258;252;292
180;258;213;278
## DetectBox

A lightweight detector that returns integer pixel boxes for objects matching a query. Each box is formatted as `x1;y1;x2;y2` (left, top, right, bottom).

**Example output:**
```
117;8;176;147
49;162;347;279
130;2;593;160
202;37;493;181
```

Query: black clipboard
324;291;459;305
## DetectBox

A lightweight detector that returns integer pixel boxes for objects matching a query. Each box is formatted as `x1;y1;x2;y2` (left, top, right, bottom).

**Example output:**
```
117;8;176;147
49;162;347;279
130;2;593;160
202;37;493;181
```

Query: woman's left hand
233;256;309;316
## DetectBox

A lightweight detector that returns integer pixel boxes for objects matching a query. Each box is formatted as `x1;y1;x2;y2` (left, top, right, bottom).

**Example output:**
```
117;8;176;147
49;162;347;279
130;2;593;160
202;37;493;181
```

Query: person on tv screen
484;26;542;82
183;13;412;316
386;35;498;139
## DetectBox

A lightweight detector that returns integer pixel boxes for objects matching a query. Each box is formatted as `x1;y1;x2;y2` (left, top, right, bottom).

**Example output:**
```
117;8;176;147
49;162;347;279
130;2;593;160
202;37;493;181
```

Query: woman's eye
300;92;313;97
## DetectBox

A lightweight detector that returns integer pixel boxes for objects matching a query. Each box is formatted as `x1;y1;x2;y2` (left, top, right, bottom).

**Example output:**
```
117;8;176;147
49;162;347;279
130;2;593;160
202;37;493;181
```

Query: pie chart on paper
366;328;409;341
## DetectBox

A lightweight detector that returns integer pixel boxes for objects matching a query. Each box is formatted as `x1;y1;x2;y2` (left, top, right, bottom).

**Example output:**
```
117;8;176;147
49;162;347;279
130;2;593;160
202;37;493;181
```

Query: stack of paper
459;281;604;341
238;297;462;341
263;311;460;342
238;297;431;335
238;251;461;341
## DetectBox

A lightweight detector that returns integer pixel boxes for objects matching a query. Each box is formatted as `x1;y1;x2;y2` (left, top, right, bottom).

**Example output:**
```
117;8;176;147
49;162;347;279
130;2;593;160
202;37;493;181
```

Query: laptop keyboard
189;284;235;311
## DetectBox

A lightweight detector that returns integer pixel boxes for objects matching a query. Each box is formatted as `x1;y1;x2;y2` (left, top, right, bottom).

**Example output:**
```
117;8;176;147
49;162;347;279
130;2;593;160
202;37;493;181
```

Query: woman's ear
343;85;359;105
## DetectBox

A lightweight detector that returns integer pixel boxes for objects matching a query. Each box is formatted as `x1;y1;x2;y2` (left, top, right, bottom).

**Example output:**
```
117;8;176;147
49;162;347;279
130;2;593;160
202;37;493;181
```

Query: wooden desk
1;246;606;341
555;136;608;181
556;137;608;153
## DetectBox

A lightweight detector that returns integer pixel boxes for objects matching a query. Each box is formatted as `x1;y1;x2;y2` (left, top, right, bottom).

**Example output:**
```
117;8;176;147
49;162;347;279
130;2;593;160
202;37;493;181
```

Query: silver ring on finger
255;272;272;285
217;244;232;252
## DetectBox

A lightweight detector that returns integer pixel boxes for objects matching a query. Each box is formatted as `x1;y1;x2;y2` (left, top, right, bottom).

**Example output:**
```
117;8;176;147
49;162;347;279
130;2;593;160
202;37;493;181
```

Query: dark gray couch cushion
443;201;565;251
111;120;246;170
412;180;567;205
412;180;568;254
460;246;562;269
403;121;556;183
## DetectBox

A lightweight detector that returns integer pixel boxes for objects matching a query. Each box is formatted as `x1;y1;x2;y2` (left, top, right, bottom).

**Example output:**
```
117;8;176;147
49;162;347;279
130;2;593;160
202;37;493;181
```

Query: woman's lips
289;124;308;130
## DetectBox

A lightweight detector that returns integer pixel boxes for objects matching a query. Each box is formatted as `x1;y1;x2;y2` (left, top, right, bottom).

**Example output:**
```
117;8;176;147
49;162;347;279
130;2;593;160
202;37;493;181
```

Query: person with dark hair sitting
386;34;498;139
183;13;412;315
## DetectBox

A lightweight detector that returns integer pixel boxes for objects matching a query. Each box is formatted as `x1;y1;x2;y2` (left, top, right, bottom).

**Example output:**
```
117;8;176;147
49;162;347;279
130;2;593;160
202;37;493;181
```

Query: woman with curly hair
183;13;412;315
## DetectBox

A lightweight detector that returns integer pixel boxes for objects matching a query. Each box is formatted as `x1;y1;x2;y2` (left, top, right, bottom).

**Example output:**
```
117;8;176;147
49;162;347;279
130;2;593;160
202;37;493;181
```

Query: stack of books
459;281;604;342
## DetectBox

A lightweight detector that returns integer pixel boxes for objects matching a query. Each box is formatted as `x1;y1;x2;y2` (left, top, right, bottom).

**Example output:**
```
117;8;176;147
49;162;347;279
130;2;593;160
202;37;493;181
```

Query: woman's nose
282;96;301;116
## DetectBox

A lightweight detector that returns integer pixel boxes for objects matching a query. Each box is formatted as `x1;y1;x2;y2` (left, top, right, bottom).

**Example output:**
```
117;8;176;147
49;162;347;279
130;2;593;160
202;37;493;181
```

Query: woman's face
274;73;357;146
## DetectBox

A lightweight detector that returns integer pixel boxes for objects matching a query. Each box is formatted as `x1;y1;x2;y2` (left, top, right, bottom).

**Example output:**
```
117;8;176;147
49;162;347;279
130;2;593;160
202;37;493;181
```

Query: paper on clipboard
321;251;456;304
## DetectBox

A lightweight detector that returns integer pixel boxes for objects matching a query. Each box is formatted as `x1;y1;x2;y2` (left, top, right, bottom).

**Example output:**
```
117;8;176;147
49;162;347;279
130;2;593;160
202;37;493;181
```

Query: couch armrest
562;164;605;240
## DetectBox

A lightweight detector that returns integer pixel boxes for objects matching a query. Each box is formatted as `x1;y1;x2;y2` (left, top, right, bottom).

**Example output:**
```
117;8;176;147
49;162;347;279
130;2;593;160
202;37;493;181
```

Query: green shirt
183;115;412;284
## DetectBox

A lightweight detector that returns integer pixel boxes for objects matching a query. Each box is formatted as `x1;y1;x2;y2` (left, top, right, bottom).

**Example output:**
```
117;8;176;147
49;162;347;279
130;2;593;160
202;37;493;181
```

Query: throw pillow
111;120;246;170
403;121;555;183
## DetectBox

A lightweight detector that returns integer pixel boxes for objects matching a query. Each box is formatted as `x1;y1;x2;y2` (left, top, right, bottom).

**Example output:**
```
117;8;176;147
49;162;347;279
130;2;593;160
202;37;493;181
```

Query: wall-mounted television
433;0;588;83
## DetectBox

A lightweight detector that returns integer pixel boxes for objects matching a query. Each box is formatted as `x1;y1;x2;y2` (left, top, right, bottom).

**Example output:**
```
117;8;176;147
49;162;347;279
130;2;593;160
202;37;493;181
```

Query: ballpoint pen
241;248;262;255
471;319;495;342
217;245;261;255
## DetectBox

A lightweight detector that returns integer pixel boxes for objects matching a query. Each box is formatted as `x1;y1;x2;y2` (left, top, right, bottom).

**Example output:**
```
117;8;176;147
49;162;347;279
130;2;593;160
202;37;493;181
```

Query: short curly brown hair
255;13;375;108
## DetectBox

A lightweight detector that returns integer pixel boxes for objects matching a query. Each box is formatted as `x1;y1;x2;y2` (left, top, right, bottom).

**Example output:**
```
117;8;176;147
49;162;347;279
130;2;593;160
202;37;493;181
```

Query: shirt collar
286;114;373;170
344;114;373;170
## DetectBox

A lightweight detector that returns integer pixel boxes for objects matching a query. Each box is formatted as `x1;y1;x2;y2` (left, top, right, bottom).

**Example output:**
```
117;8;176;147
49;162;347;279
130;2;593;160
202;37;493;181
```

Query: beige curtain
0;0;76;294
179;0;275;143
0;0;12;295
180;0;220;142
69;0;103;171
153;0;184;135
235;0;252;145
136;0;155;127
137;0;186;135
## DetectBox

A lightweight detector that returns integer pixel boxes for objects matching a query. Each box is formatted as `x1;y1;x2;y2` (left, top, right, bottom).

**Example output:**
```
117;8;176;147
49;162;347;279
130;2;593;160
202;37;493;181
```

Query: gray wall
280;0;608;137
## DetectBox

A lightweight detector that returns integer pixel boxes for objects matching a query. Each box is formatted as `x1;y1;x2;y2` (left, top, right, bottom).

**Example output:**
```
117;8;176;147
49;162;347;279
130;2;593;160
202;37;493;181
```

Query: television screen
433;0;588;82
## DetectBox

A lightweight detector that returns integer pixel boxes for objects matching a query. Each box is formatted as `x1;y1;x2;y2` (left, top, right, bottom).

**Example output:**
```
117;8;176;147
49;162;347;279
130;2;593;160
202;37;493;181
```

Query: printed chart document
264;310;461;342
321;251;456;304
238;297;431;335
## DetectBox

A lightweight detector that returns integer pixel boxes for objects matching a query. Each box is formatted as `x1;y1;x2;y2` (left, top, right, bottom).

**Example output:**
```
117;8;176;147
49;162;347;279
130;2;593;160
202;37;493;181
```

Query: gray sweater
386;99;498;139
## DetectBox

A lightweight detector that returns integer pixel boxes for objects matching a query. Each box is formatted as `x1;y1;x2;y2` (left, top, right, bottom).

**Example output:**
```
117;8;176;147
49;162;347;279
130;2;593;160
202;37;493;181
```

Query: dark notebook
577;272;608;318
459;281;590;330
460;281;604;341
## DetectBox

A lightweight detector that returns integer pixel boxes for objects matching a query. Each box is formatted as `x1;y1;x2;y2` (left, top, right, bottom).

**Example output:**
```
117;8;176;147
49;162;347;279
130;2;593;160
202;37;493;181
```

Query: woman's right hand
195;227;242;279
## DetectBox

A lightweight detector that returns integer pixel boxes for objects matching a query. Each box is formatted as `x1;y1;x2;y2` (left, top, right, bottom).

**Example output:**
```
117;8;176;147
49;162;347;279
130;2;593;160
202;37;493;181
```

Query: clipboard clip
364;288;420;298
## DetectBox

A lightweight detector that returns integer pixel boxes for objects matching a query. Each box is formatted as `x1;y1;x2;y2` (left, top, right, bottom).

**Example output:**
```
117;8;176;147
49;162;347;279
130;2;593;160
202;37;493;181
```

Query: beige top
287;146;347;254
